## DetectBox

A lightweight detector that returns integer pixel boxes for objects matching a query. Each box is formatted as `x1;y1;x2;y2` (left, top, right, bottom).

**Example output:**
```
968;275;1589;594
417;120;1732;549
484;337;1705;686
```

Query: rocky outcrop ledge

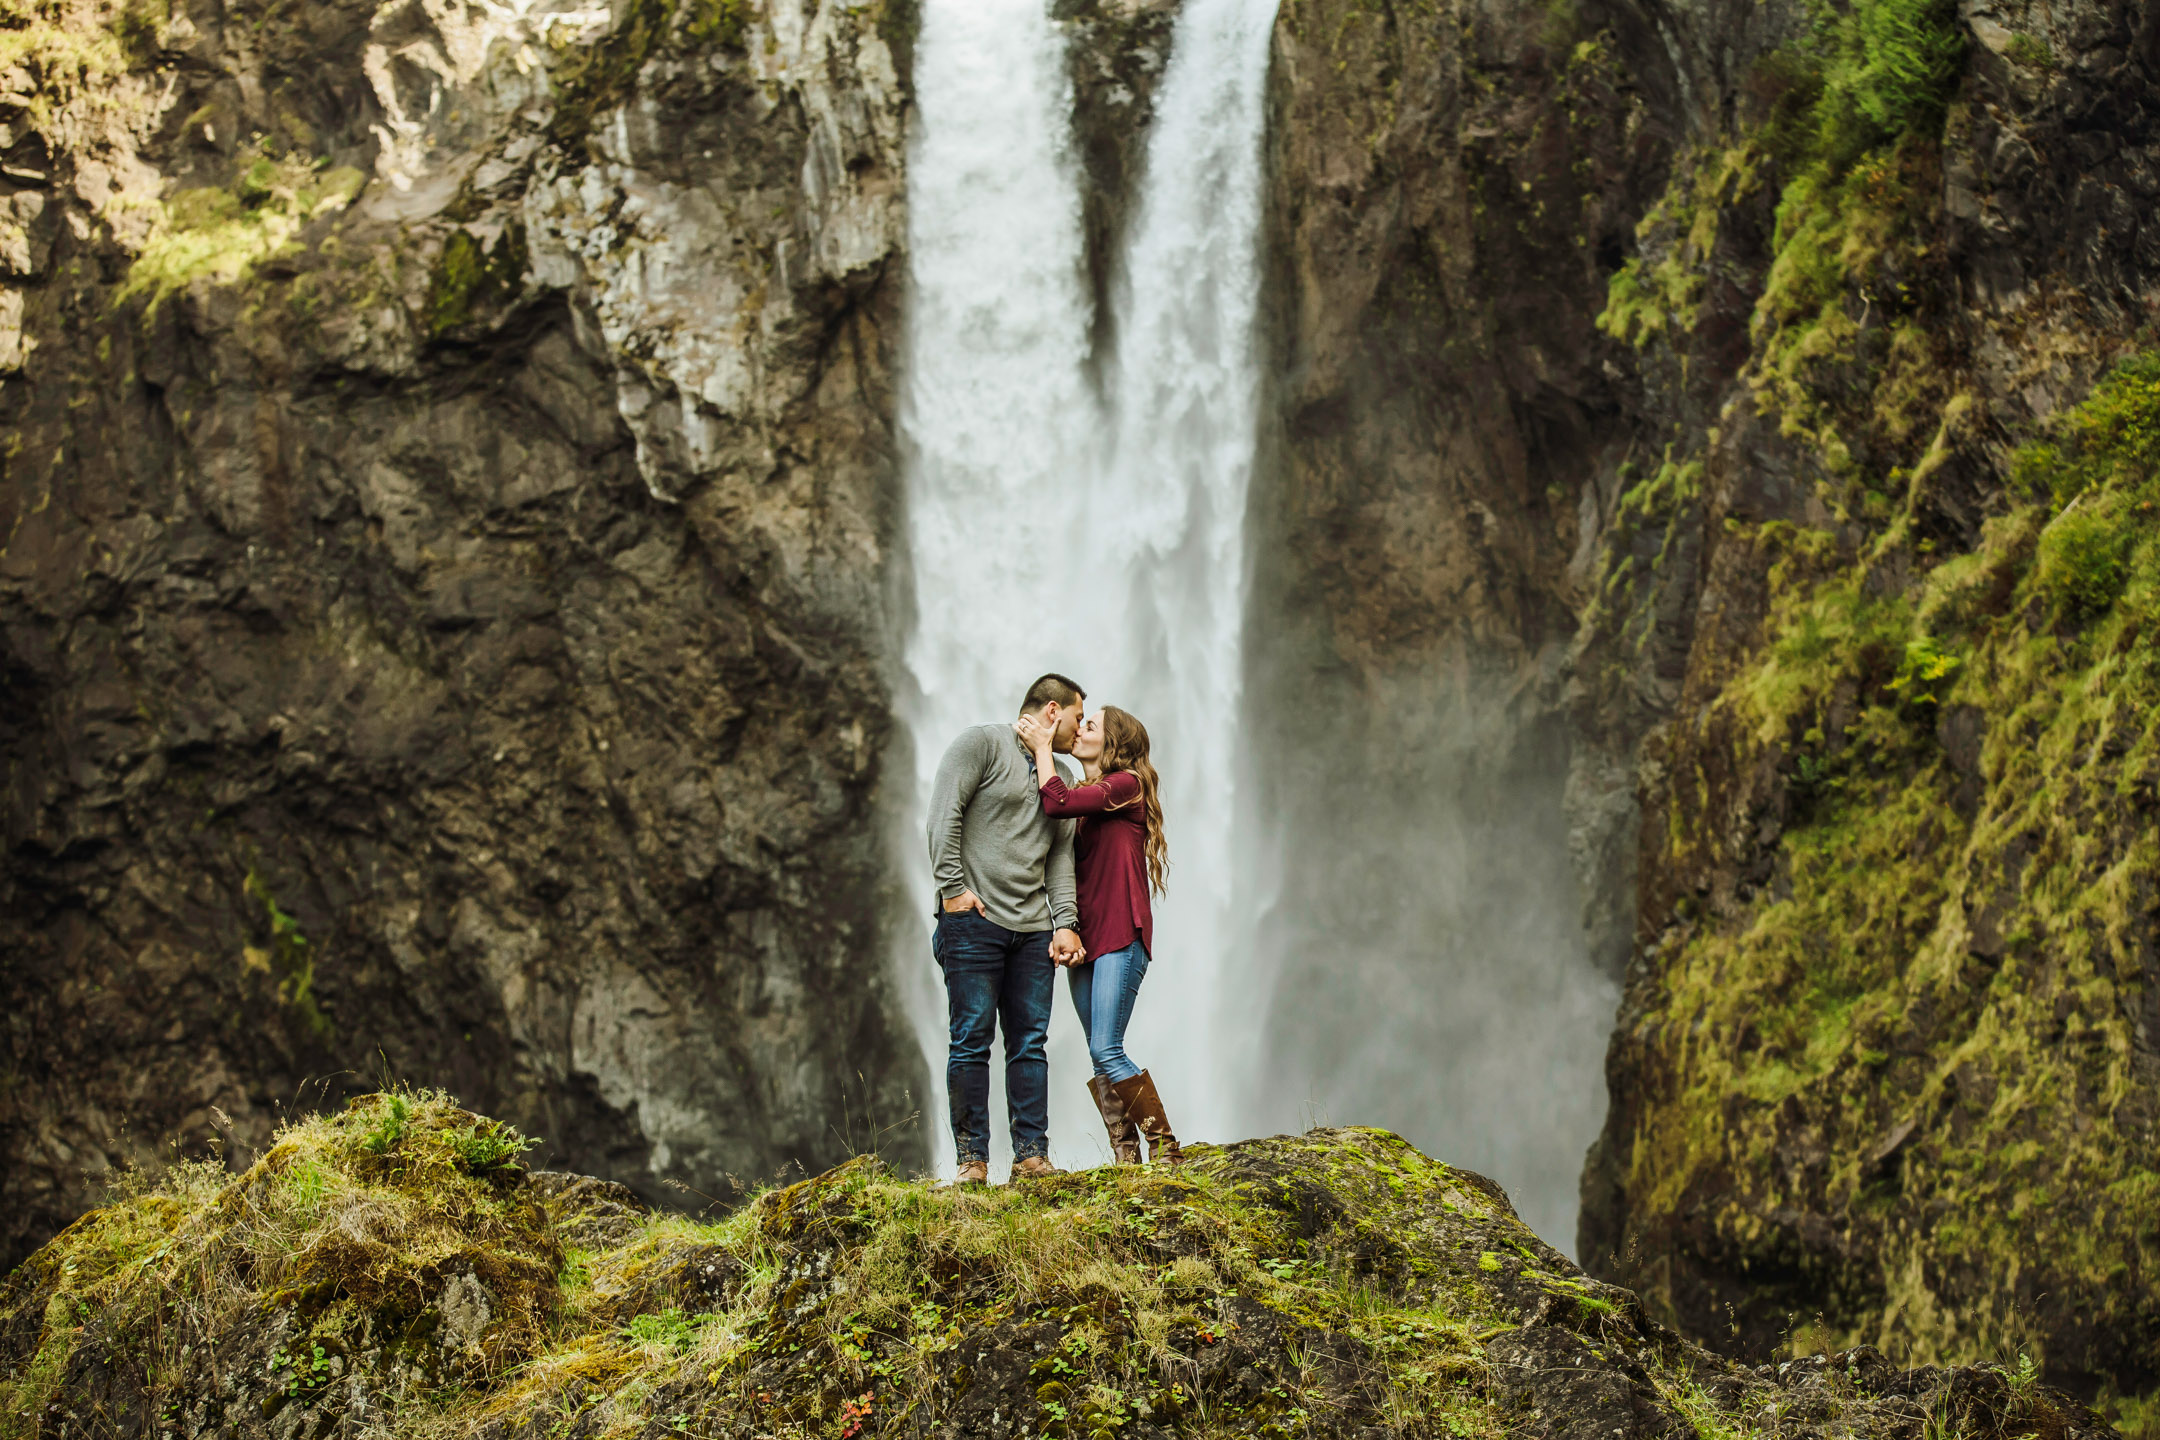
0;1093;2117;1440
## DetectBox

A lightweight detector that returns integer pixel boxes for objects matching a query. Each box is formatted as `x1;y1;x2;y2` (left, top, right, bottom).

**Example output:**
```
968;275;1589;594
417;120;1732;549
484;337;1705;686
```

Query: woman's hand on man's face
1014;713;1056;754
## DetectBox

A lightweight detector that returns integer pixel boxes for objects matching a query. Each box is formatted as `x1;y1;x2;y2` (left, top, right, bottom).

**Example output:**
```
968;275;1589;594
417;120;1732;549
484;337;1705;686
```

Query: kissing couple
926;672;1179;1184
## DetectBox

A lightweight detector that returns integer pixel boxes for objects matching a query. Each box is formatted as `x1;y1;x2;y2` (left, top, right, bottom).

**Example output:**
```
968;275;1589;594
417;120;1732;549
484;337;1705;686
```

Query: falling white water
899;0;1277;1175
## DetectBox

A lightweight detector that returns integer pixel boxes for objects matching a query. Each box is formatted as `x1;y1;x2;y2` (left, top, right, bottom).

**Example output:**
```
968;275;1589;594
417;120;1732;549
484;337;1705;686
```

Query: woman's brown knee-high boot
1088;1076;1142;1164
1109;1070;1181;1164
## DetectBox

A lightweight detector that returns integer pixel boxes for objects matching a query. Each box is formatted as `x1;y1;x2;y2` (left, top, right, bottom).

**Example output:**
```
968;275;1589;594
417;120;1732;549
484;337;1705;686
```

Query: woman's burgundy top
1039;771;1152;962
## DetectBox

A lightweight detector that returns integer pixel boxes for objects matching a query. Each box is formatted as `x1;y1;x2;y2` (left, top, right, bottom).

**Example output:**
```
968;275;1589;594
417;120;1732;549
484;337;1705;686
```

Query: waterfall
898;0;1277;1174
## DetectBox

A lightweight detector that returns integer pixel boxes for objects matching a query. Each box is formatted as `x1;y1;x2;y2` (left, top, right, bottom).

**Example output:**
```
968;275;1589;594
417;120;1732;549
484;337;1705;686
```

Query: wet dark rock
1057;0;1183;368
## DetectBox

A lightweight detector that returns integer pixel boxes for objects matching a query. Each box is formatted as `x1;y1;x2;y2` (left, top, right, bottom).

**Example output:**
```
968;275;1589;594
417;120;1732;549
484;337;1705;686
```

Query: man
927;672;1088;1184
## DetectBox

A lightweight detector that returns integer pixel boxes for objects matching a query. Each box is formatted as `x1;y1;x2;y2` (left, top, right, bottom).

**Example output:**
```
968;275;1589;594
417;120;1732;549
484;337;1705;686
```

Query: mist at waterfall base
893;0;1616;1256
1237;661;1622;1252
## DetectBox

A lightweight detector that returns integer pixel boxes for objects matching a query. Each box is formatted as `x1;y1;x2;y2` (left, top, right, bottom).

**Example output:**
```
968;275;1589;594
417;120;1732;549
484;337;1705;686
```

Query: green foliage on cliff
0;0;137;131
1589;450;1707;658
242;866;333;1038
1598;0;1965;357
545;0;753;148
2017;356;2160;616
117;148;364;312
426;224;531;336
1807;0;1966;165
1622;353;2160;1410
683;0;752;48
1598;149;1761;345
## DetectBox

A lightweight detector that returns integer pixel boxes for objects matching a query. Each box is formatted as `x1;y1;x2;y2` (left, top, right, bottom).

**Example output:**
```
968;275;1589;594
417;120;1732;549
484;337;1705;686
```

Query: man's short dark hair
1020;673;1085;714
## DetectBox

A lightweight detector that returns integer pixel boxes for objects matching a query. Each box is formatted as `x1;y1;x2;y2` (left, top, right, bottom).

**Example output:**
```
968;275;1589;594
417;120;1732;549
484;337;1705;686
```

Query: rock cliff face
1056;0;1180;370
1569;0;2160;1415
0;0;926;1269
1250;0;2160;1422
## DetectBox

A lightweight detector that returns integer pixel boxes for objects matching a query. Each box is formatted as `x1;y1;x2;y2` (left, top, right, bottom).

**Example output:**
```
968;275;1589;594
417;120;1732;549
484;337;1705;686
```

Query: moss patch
0;0;155;136
0;1092;557;1438
117;148;364;313
3;1116;2114;1439
545;0;755;149
1613;352;2160;1411
242;866;332;1039
425;223;530;336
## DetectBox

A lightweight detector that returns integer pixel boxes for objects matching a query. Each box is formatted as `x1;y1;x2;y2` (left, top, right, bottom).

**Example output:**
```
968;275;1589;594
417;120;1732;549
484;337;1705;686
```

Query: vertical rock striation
1055;0;1182;372
1246;0;1664;1245
0;0;926;1268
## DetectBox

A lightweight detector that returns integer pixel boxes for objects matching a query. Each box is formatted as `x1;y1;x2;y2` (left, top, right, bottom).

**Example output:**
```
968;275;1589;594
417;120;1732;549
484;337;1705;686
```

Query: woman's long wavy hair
1096;706;1168;896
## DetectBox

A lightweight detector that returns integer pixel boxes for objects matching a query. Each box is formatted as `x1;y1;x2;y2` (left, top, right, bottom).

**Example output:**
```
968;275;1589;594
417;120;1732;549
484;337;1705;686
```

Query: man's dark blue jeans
933;910;1054;1163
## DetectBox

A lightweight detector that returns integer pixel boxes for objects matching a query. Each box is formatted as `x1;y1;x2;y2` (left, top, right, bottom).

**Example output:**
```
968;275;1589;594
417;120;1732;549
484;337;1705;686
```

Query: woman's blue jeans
1068;941;1149;1083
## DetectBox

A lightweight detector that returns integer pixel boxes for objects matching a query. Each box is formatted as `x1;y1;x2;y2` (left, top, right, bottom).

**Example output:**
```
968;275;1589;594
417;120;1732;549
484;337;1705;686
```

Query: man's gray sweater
927;723;1079;935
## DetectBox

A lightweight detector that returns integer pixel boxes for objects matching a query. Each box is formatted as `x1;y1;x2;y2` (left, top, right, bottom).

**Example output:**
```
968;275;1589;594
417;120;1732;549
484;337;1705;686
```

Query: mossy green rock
0;1101;2118;1439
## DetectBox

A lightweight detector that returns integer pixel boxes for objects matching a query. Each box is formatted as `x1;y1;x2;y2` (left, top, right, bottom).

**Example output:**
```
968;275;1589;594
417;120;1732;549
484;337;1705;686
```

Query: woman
1014;705;1179;1165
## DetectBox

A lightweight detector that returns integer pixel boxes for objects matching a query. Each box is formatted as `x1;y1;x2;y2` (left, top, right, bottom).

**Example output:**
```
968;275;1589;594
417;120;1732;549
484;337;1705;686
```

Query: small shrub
1668;1376;1767;1440
2037;503;2132;617
119;148;364;312
447;1121;540;1172
284;1158;333;1215
2004;32;2054;68
1817;0;1967;165
2012;353;2160;504
683;0;751;48
424;223;529;335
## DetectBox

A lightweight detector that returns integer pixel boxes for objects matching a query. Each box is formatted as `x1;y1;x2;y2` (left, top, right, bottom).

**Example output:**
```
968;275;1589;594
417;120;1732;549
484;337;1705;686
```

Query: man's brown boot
1009;1155;1062;1182
952;1160;989;1186
1088;1076;1142;1164
1109;1070;1182;1164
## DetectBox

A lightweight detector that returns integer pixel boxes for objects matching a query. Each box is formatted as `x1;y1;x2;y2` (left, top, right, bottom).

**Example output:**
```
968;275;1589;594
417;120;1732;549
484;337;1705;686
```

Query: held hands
1014;712;1056;757
945;897;1082;967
